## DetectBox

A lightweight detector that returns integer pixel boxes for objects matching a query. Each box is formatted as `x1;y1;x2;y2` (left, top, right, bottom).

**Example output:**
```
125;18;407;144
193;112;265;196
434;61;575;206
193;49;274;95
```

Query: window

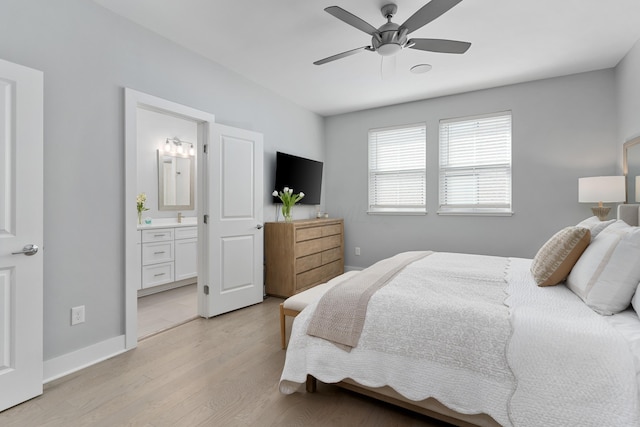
368;124;427;214
438;112;512;215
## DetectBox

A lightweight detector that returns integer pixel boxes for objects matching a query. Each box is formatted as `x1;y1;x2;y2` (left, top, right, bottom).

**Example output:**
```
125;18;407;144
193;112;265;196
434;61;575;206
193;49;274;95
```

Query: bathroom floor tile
138;284;197;339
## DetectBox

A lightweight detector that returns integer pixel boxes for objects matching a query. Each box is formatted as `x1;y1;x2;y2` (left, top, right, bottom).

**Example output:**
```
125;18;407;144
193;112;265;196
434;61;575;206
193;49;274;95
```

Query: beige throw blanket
306;251;432;350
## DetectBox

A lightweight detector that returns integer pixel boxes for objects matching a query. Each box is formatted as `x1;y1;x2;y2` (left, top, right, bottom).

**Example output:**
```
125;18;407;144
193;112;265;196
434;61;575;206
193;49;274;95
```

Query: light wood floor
0;297;450;427
138;284;198;339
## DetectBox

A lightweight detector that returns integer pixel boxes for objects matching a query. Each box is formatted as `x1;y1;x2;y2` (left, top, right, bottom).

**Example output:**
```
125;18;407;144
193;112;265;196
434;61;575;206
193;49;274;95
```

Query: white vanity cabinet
174;227;197;281
141;228;174;289
139;225;198;290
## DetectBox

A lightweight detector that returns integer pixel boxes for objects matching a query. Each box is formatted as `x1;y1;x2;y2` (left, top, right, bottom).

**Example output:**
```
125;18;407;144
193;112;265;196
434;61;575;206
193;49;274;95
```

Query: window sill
367;211;428;216
437;210;514;217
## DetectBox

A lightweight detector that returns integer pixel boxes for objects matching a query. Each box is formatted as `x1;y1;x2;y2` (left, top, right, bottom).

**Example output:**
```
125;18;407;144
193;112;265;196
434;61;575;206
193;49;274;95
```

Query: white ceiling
93;0;640;116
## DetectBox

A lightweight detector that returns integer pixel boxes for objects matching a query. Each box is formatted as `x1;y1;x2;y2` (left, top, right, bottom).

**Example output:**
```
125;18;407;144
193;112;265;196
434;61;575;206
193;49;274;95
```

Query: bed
279;205;640;427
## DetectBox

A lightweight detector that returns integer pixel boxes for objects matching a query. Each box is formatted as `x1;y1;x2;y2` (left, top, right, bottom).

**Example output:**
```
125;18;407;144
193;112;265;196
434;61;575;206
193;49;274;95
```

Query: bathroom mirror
157;150;194;210
623;136;640;203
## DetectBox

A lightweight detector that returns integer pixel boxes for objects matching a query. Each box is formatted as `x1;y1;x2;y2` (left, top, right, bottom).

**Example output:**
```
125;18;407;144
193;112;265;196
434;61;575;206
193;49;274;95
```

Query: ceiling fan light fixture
377;43;402;57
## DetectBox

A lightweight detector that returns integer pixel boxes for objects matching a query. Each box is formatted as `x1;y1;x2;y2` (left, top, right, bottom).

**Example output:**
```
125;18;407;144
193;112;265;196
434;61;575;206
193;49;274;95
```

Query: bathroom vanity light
164;137;194;156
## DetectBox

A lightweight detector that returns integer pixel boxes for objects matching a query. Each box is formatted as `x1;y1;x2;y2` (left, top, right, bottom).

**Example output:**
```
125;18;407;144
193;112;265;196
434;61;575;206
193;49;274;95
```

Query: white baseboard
43;335;128;384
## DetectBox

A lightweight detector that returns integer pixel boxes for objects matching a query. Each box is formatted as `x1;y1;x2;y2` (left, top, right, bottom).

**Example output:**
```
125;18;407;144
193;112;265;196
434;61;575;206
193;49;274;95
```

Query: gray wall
616;38;640;144
324;70;618;269
0;0;324;360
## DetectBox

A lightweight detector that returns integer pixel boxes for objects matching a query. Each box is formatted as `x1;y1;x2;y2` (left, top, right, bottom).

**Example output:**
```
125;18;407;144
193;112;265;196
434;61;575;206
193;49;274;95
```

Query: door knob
11;244;39;256
255;224;263;229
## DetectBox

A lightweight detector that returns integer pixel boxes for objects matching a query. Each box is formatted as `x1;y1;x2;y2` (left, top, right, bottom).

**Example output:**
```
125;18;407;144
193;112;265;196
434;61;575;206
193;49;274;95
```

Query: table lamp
578;176;625;220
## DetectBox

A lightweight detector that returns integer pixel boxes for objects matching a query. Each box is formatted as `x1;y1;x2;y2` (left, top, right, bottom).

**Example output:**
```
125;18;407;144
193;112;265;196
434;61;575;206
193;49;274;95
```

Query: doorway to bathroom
135;106;199;339
124;89;265;351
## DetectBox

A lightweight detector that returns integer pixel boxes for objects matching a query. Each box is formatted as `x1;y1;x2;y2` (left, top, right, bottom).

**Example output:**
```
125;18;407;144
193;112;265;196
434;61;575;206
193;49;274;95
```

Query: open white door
0;59;44;411
201;124;263;317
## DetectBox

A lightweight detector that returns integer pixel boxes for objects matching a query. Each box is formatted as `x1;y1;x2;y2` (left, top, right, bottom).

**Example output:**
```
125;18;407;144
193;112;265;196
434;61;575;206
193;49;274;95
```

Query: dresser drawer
142;262;174;288
142;241;174;265
321;247;342;264
295;260;343;292
142;228;174;243
296;234;342;257
296;238;322;257
175;226;197;240
296;253;322;273
322;224;342;237
321;234;342;251
296;226;323;242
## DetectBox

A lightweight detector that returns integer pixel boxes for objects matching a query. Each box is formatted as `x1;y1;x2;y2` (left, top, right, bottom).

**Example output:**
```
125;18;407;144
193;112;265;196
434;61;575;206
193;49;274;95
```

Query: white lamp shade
636;176;640;202
578;176;626;203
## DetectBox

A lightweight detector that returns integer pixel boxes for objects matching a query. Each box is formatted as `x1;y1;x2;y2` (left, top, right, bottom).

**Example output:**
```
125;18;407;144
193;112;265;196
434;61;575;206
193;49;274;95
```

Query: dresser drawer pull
154;273;166;277
154;234;166;237
154;251;166;255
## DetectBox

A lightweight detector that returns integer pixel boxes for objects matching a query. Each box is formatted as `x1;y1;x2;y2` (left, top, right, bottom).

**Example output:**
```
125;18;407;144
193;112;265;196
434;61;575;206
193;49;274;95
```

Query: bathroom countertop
137;218;197;230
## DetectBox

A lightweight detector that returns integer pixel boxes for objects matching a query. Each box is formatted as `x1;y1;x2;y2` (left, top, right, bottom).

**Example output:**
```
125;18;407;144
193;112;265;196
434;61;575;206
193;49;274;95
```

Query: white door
200;124;263;317
0;59;44;411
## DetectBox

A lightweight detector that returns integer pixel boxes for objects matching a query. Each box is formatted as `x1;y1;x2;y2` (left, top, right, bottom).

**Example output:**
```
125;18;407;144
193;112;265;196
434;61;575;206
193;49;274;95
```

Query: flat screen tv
273;152;323;205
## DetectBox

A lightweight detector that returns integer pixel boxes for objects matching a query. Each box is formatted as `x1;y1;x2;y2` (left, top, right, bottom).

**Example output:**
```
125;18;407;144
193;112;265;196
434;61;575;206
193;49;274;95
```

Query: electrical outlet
355;247;361;256
71;305;85;326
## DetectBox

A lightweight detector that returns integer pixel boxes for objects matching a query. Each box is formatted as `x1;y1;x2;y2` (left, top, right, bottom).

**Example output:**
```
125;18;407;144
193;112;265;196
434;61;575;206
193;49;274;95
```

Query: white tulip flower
272;190;278;196
288;188;293;194
299;192;305;198
283;186;289;193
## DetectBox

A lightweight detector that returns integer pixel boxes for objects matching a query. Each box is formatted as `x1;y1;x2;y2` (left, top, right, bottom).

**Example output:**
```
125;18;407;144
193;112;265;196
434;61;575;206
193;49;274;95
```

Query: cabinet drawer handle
154;251;165;255
154;273;166;277
154;234;166;237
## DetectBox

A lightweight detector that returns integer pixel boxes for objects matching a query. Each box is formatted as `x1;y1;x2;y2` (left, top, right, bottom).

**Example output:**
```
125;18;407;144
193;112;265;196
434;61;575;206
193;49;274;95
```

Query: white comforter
279;252;640;426
507;258;639;426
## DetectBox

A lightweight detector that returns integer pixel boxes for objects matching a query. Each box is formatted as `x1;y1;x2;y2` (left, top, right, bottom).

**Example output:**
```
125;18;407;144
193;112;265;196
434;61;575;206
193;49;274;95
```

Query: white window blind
368;124;427;214
439;112;512;215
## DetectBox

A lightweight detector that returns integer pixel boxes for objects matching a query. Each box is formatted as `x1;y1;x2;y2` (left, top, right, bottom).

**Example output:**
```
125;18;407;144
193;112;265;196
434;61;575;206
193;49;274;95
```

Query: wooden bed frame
305;375;501;427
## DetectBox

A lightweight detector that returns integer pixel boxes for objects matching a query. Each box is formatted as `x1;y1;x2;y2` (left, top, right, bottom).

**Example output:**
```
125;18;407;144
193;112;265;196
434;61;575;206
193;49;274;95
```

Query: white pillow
576;216;615;241
566;220;640;315
633;285;640;315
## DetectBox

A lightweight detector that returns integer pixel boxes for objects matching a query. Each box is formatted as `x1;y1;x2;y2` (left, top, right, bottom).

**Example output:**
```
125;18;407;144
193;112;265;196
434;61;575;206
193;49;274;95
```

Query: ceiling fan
314;0;471;66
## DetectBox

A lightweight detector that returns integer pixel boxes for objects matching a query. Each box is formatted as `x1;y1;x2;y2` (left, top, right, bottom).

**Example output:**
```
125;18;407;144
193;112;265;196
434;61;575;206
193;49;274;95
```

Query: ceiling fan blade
313;46;371;65
325;6;378;36
408;38;471;54
401;0;463;34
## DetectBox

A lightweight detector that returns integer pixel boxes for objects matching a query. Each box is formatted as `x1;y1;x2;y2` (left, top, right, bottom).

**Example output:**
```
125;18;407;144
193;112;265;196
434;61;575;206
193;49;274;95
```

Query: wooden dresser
265;218;344;298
